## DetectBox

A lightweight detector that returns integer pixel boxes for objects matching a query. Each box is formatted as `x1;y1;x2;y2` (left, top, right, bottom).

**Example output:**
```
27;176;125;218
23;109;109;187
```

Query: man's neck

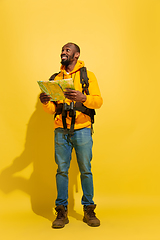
65;60;77;73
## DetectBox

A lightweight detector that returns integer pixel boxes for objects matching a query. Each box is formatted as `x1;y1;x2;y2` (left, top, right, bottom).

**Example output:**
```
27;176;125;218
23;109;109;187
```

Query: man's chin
61;59;69;66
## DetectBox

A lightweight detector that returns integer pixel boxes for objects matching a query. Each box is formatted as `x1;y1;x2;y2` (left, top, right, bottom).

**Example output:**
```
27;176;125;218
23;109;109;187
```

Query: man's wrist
43;101;49;105
81;95;87;103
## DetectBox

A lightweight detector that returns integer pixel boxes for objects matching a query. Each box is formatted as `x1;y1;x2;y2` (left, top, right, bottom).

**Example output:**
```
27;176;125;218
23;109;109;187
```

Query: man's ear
75;52;80;59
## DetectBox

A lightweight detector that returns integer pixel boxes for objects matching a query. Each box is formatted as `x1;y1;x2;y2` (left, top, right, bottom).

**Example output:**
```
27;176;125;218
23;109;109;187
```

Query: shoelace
87;209;96;218
56;210;65;219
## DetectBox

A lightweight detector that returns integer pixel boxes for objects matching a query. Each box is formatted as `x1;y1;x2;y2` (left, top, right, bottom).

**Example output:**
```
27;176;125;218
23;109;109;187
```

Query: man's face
60;44;77;66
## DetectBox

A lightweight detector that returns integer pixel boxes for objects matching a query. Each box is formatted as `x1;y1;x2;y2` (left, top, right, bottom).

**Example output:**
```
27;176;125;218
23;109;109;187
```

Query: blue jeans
54;127;94;207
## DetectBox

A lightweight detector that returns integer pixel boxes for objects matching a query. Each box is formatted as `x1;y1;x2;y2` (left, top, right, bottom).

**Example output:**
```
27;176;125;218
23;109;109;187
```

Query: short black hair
67;42;80;53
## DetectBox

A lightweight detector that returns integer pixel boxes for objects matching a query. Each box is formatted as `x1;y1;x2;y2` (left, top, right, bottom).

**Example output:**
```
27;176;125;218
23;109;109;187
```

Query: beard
61;53;75;66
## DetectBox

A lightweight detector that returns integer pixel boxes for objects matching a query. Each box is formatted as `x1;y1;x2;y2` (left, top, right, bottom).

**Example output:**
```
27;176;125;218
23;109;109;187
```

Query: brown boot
52;205;69;228
83;204;100;227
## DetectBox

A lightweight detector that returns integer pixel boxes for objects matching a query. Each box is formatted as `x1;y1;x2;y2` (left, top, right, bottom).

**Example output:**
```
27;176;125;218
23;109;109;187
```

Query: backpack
49;67;95;135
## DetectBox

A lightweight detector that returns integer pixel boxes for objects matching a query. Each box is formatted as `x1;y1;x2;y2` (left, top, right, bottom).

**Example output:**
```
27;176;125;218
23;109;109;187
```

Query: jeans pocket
55;129;65;145
75;128;93;146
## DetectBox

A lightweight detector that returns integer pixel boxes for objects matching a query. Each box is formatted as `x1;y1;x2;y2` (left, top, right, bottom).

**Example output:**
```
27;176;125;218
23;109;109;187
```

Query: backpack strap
80;67;89;95
49;72;60;81
80;67;96;132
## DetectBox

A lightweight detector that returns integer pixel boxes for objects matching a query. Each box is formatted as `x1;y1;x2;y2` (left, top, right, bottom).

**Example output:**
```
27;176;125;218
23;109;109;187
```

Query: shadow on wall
0;97;82;222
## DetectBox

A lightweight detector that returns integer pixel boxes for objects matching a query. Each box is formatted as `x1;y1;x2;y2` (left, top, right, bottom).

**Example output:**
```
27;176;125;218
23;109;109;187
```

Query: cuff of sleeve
82;95;90;106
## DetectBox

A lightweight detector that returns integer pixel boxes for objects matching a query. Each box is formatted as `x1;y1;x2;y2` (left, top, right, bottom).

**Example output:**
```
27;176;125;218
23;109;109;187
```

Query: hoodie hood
60;60;85;74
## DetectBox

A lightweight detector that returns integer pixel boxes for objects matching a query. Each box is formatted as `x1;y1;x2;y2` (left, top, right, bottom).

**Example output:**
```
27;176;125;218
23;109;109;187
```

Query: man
40;42;103;228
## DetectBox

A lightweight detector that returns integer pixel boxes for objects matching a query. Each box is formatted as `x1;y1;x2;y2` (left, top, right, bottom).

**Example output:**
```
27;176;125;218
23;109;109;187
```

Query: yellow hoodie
42;60;103;130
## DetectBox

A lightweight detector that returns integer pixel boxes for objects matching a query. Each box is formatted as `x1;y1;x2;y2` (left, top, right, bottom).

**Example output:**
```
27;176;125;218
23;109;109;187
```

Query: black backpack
49;67;95;135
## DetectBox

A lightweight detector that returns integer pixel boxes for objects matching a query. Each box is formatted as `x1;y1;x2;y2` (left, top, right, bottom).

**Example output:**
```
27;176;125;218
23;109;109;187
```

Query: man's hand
39;92;51;104
64;89;86;102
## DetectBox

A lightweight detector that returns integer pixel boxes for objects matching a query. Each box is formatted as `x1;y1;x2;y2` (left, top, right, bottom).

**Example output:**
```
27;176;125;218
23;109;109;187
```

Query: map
37;78;75;101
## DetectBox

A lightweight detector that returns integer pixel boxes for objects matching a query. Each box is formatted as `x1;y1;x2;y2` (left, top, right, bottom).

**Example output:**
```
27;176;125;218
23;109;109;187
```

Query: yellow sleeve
42;101;56;114
83;71;103;109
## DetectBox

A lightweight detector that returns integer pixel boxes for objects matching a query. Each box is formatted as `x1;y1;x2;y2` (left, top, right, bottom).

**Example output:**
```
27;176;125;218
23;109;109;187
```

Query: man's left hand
64;89;86;102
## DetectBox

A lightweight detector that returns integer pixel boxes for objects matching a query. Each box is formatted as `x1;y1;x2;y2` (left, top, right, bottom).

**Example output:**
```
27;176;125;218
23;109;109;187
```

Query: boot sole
52;218;69;229
83;217;100;227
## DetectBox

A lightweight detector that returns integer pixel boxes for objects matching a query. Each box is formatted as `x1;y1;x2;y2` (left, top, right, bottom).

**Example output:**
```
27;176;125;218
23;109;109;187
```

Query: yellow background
0;0;160;239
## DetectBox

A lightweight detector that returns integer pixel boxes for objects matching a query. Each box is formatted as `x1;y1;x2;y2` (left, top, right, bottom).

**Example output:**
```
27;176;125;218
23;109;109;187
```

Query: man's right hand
39;92;51;104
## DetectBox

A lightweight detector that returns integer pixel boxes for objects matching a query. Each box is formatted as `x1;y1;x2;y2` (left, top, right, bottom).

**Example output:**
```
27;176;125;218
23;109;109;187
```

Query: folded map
37;78;75;101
